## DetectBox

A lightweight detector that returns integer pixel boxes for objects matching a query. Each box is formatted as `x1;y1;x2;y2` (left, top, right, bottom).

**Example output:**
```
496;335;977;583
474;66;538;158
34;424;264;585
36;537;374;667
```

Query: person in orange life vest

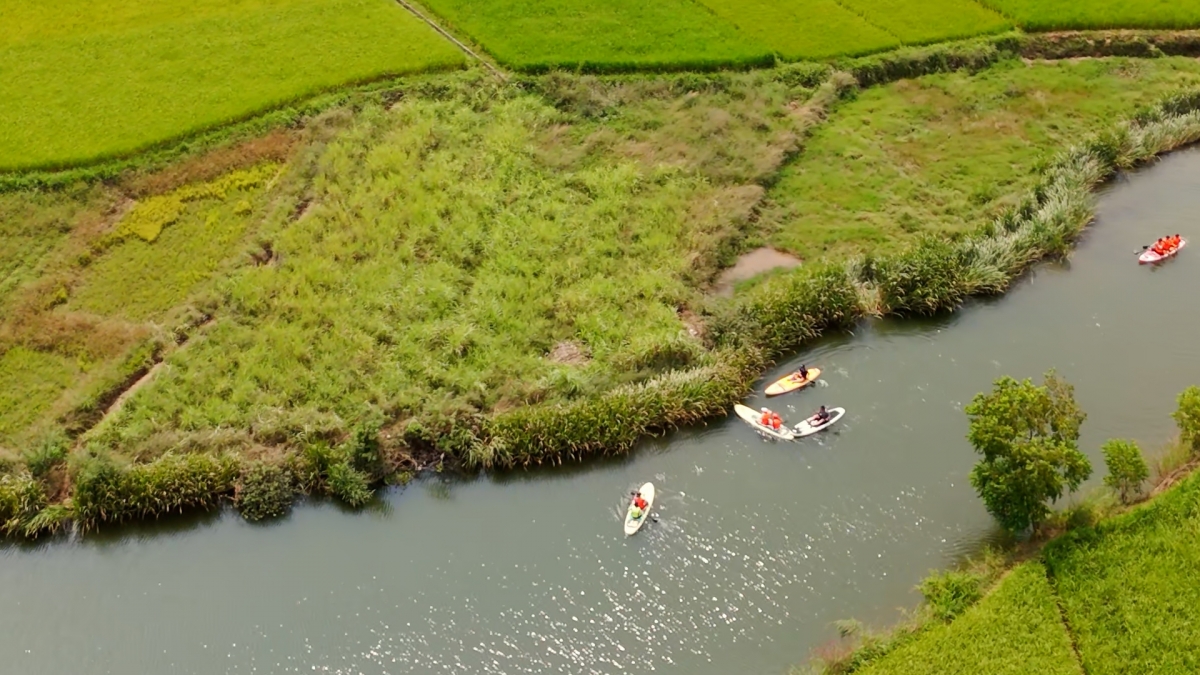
631;492;648;511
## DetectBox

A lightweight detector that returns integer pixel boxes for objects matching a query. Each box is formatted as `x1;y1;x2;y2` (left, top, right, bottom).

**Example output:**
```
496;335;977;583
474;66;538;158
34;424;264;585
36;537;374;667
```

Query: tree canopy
965;370;1091;533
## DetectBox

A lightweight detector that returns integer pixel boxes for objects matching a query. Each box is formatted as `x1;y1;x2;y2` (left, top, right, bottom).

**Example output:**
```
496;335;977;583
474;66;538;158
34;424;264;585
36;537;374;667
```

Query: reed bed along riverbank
5;43;1200;533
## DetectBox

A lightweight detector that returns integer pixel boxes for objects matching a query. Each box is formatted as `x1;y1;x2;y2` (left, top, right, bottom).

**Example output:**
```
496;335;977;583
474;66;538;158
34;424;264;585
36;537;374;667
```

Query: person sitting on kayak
770;412;783;431
1152;238;1168;255
631;492;648;511
809;405;830;425
792;364;809;382
629;504;643;520
760;407;772;426
1171;234;1182;248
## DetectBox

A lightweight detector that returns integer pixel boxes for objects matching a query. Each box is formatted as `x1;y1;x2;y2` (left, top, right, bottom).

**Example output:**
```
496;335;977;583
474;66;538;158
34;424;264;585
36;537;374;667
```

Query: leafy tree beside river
965;371;1091;534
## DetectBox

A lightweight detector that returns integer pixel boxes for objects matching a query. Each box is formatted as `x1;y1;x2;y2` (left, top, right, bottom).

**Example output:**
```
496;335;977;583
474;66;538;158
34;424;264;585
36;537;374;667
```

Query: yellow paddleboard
765;367;821;397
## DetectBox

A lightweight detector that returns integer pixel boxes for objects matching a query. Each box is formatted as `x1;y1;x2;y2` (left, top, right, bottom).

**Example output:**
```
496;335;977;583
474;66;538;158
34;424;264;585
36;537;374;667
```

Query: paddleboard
624;482;655;536
765;367;822;397
793;407;846;437
1140;238;1186;264
733;404;796;441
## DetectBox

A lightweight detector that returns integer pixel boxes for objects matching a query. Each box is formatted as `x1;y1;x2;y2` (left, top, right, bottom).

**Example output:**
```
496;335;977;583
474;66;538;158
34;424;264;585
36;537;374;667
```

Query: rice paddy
980;0;1200;31
0;0;465;171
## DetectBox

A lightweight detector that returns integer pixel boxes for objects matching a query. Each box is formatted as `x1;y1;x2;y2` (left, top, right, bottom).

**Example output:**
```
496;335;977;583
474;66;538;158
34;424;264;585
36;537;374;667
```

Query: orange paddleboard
765;367;821;397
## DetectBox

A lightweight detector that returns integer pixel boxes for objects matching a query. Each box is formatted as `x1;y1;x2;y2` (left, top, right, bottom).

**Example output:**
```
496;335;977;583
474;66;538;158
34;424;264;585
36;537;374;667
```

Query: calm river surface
4;149;1200;675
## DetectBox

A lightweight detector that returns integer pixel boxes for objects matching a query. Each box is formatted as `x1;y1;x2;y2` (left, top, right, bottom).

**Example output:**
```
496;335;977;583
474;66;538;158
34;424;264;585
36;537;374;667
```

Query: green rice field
0;0;465;171
980;0;1200;31
852;470;1200;675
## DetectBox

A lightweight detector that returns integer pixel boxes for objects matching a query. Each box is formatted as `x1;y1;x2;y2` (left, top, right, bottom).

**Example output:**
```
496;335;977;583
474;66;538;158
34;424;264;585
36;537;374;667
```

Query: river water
3;148;1200;675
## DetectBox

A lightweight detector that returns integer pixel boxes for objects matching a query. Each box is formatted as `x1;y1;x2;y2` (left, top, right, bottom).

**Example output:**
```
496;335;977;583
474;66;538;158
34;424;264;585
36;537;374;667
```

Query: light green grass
418;0;772;70
1044;471;1200;675
68;171;275;320
838;0;1011;45
855;562;1079;675
690;0;899;60
980;0;1200;31
0;0;464;171
0;190;99;309
764;58;1200;261
0;347;79;445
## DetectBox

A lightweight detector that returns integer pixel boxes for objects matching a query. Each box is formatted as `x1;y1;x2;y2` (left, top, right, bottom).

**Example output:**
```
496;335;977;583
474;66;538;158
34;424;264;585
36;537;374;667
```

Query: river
3;148;1199;675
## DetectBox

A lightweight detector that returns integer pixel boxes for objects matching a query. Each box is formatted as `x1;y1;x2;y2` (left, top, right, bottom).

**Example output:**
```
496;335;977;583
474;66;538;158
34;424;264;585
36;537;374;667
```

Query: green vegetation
850;562;1079;675
837;0;1010;45
0;0;464;170
1172;385;1200;451
764;58;1200;260
981;0;1200;31
688;0;899;61
1101;439;1149;504
815;390;1200;675
966;371;1091;533
1044;471;1200;675
417;0;772;71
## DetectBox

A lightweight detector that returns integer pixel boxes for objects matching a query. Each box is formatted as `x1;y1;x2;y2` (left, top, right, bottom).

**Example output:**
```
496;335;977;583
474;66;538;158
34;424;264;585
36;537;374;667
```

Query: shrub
236;463;295;521
1101;439;1149;504
346;422;383;477
920;569;984;622
874;237;968;315
72;453;238;529
326;461;374;508
22;431;69;479
0;474;47;537
1172;385;1200;453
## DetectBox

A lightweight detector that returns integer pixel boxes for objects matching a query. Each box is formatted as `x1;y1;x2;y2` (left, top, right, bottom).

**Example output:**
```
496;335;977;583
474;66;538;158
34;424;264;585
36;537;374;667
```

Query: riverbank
804;426;1200;675
4;38;1200;534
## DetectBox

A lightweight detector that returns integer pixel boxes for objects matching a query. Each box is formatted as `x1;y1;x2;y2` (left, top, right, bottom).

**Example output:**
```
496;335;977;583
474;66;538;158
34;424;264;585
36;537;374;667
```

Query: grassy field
854;562;1079;675
842;468;1200;674
1;68;815;460
763;57;1200;261
0;0;464;171
1044;471;1200;675
981;0;1200;31
837;0;1011;45
687;0;899;61
417;0;772;70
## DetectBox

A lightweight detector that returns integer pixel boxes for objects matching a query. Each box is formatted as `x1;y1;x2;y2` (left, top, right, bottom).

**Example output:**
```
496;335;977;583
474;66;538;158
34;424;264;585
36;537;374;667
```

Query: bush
22;431;69;479
0;474;47;537
1101;439;1149;504
72;453;238;529
874;237;968;315
920;569;984;622
1172;385;1200;453
346;422;383;477
326;461;374;508
840;35;1015;88
236;463;295;521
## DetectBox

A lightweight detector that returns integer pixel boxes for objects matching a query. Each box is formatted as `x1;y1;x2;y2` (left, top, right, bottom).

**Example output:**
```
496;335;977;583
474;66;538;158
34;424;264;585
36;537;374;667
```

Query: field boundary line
1042;563;1090;675
389;0;507;80
826;0;904;44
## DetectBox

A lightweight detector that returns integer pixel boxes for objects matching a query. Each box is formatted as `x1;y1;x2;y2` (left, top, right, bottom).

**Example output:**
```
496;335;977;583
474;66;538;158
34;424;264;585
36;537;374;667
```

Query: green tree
1101;439;1149;505
965;371;1091;534
1172;385;1200;453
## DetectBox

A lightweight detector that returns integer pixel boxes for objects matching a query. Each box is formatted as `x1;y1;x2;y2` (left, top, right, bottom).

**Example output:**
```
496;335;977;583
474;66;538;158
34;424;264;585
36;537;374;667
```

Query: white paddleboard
624;482;655;536
793;407;846;437
733;404;796;441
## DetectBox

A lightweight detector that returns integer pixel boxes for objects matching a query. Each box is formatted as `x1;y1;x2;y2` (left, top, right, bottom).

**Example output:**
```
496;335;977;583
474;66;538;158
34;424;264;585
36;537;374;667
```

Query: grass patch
1044;470;1200;675
0;347;79;446
418;0;772;71
0;0;464;171
689;0;899;60
981;0;1200;31
847;562;1079;675
839;0;1012;45
763;57;1200;261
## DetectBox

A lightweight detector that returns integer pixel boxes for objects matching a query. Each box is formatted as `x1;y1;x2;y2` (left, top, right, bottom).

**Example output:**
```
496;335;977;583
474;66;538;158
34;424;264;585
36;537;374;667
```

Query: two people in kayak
1151;234;1182;255
629;491;648;520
